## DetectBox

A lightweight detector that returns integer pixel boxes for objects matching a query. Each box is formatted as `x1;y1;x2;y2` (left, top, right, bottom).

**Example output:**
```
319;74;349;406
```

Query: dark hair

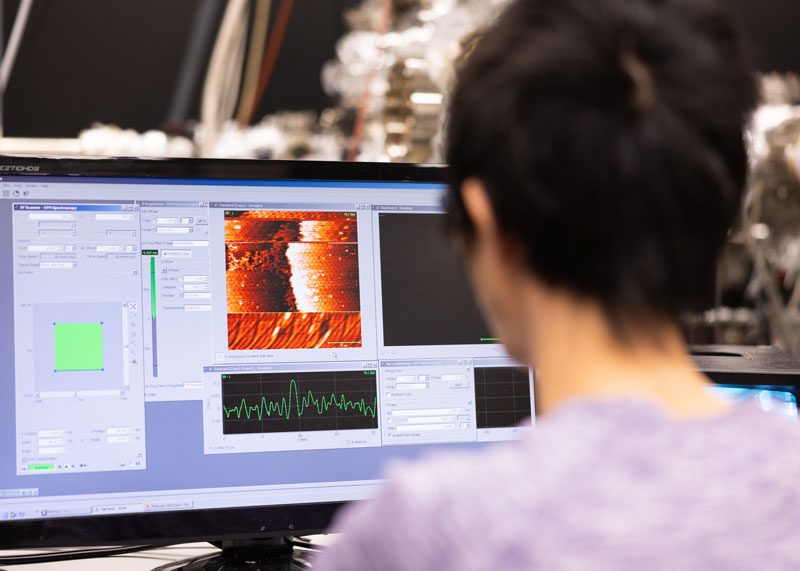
445;0;758;328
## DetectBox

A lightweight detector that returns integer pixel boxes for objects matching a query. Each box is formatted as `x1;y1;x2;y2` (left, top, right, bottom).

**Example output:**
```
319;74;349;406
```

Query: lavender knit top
316;397;800;570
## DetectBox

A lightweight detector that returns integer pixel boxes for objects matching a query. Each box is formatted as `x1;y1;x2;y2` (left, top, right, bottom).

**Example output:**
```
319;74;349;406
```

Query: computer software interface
0;175;534;522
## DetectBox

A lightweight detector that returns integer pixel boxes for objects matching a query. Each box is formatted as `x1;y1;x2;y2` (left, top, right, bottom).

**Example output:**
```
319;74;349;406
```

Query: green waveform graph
221;370;379;434
224;378;377;421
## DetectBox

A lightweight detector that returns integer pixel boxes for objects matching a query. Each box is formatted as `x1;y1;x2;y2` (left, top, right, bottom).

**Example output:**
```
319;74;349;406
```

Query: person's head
445;0;758;362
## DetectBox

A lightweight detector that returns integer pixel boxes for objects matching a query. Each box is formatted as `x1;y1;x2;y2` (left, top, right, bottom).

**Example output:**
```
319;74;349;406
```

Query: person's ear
461;178;522;265
461;178;498;243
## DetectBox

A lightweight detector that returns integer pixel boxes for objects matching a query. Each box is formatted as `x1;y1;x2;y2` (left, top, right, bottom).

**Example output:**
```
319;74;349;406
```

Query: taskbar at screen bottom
0;479;385;524
0;501;347;548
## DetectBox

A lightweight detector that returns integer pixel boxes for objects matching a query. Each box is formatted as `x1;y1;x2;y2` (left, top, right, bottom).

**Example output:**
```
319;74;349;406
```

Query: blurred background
2;0;800;356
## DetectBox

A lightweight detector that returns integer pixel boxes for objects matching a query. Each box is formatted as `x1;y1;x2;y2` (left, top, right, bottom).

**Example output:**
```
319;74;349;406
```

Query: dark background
378;212;494;347
2;0;798;138
728;0;799;75
2;0;360;137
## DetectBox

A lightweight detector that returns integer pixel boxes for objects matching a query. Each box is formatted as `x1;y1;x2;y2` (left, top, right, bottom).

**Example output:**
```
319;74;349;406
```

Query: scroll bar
150;256;158;377
122;304;130;390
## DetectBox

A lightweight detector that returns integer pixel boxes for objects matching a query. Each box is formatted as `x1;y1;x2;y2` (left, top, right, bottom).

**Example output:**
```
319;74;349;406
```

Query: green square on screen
54;322;104;371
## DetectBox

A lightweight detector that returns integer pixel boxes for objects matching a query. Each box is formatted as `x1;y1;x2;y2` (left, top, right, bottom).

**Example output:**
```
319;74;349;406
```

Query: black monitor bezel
0;155;447;548
0;155;447;185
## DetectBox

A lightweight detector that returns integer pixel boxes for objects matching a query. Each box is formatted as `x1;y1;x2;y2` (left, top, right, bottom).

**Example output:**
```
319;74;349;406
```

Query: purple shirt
315;397;800;570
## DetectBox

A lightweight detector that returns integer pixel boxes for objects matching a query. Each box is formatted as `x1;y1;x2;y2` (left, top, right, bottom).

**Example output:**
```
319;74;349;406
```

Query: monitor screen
0;159;534;542
707;385;799;420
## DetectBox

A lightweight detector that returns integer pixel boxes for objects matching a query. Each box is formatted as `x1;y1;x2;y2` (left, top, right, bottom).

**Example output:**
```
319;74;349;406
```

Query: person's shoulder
317;400;800;570
386;438;532;503
316;439;543;571
377;400;629;509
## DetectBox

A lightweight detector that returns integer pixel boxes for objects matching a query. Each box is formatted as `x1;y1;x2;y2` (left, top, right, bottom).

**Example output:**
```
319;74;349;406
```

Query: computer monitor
707;385;798;420
694;345;800;422
0;157;535;550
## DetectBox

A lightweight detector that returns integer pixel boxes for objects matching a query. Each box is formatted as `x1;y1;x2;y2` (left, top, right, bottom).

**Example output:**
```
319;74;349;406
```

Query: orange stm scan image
224;210;362;350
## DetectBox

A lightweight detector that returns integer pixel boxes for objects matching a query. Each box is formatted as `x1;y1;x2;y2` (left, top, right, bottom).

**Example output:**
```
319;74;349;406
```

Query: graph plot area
474;367;532;429
221;370;378;434
225;210;362;350
54;322;104;371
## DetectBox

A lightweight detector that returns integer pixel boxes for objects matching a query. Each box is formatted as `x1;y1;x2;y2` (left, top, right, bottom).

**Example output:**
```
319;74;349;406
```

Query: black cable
166;0;224;124
0;539;323;567
0;544;162;566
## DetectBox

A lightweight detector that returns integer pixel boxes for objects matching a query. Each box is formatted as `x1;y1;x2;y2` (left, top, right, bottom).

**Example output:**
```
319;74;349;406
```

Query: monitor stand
153;537;313;571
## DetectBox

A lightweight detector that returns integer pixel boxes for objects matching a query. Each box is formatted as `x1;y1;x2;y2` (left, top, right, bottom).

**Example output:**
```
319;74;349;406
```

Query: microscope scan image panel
225;210;362;351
